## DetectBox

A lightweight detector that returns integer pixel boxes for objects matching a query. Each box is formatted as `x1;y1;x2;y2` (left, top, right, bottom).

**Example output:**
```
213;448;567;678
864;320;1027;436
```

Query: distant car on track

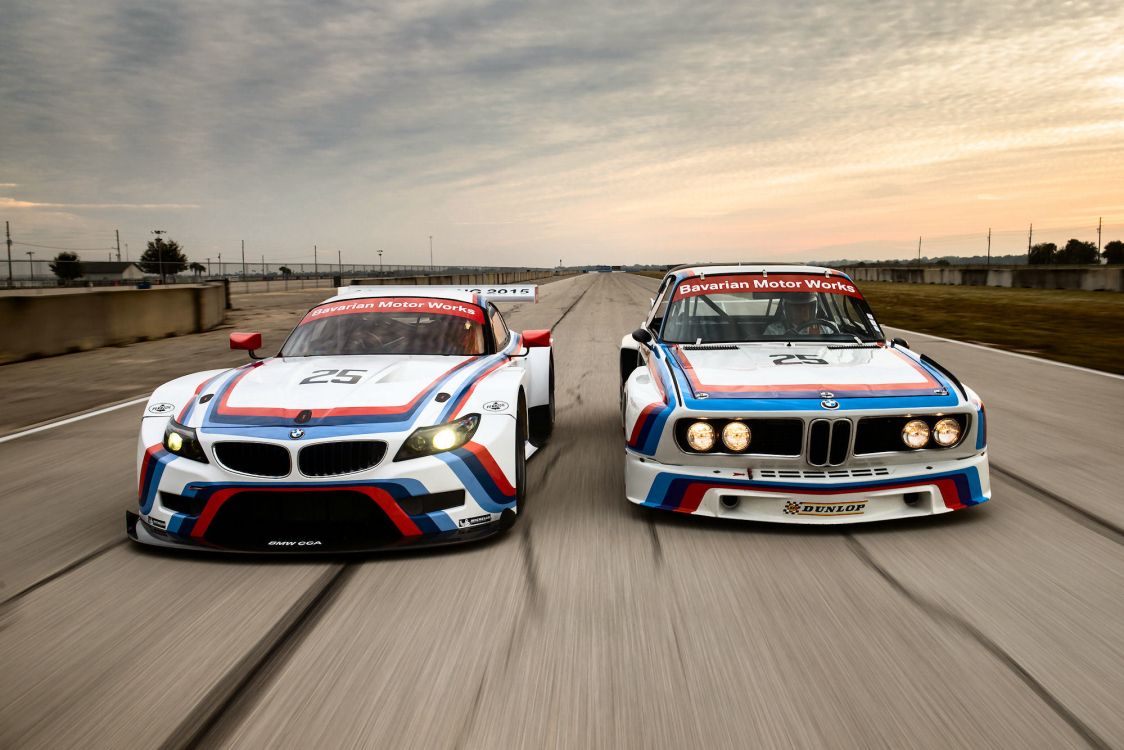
620;265;990;523
127;285;554;552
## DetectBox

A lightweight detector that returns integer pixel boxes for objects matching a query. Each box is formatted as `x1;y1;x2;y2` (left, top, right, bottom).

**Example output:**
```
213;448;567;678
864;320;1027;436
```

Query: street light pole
378;249;383;273
27;250;35;280
5;221;12;287
429;235;433;269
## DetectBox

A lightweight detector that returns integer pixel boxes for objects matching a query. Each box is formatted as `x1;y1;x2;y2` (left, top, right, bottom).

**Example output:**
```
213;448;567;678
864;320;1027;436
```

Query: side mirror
522;329;552;348
632;328;653;345
230;332;264;359
892;337;910;349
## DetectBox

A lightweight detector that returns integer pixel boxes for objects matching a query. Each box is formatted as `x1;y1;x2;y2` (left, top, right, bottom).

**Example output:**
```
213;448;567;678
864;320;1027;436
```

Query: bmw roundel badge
820;399;839;410
289;428;305;439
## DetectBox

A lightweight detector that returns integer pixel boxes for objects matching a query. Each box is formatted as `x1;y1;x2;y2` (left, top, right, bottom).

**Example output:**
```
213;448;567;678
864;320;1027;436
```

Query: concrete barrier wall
0;284;227;364
347;270;554;286
842;266;1124;292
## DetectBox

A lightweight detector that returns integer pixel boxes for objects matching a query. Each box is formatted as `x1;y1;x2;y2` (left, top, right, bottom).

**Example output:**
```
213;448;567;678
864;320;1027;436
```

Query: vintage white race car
620;265;990;523
126;285;554;552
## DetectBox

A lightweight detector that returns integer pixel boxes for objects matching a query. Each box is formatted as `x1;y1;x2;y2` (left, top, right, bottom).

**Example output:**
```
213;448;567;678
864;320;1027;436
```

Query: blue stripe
139;449;175;514
976;405;987;450
434;448;516;513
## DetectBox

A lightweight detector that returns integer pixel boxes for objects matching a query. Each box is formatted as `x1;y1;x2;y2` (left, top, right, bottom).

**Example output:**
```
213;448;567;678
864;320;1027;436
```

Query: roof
322;286;480;305
79;261;142;274
669;264;847;278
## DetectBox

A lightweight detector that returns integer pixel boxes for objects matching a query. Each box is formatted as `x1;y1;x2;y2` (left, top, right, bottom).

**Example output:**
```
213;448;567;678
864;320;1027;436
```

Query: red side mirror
230;332;262;352
522;329;551;348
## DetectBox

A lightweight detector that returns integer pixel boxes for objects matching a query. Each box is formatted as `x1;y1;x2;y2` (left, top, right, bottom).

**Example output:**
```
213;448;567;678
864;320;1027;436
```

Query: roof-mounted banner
336;285;538;303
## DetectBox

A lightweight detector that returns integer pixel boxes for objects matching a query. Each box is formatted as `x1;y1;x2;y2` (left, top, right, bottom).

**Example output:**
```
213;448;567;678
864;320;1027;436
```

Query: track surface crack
846;535;1110;750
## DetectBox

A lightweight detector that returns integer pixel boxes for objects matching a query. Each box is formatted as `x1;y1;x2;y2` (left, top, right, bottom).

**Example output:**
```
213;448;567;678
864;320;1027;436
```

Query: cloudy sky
2;0;1122;268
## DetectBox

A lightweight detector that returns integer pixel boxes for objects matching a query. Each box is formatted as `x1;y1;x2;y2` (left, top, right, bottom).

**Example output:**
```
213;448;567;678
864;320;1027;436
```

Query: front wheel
529;353;555;446
514;392;528;507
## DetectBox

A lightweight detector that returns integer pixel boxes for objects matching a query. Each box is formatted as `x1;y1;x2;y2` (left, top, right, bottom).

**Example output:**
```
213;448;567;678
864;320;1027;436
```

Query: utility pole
1028;223;1033;254
218;253;223;276
207;257;211;276
1097;216;1102;261
5;221;12;287
241;239;246;280
125;243;129;262
987;228;991;266
27;250;35;280
429;235;433;269
153;229;167;283
115;229;121;262
314;245;318;279
338;249;342;277
917;236;922;264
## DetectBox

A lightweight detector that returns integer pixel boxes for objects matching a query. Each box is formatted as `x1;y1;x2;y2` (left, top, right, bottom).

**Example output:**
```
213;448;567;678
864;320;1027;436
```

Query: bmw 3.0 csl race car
620;265;990;523
127;285;554;552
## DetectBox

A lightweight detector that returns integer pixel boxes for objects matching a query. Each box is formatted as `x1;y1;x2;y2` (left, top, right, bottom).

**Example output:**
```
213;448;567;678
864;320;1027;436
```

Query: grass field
856;281;1124;375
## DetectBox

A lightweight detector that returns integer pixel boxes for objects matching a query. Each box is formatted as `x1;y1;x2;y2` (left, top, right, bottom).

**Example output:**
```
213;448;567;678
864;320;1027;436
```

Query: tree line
1029;238;1123;265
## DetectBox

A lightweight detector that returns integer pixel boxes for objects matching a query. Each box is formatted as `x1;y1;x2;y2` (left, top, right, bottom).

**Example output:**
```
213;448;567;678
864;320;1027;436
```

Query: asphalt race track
1;273;1122;749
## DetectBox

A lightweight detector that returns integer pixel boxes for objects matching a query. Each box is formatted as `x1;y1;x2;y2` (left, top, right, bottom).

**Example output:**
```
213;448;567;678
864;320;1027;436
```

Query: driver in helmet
764;292;822;336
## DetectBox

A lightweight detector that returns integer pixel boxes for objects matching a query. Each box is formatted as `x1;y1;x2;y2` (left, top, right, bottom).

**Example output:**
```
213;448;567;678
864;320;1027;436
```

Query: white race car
620;265;990;523
127;285;554;552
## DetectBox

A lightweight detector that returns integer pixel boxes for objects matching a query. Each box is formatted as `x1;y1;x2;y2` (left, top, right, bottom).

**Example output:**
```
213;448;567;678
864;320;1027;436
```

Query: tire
515;391;528;506
529;353;555;446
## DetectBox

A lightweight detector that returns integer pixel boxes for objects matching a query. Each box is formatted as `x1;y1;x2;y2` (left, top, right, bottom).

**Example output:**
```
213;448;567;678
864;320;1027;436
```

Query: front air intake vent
214;442;291;477
299;441;387;477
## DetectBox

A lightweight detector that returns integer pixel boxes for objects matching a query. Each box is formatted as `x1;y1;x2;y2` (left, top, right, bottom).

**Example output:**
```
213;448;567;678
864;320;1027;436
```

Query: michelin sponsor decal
458;513;494;528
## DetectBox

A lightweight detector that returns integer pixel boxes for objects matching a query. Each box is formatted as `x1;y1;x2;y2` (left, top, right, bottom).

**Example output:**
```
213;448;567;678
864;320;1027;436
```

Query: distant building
79;261;146;281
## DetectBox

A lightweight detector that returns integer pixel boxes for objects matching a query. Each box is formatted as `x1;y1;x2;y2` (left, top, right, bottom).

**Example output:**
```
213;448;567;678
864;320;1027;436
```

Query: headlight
721;421;751;451
685;421;716;451
901;419;930;449
163;419;209;463
394;414;481;461
933;418;962;447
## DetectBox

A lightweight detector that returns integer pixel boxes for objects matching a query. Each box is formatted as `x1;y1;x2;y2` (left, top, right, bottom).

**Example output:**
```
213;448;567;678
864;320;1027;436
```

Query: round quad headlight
686;421;716;451
165;431;184;453
901;419;930;449
721;421;751;452
933;418;962;447
431;427;458;451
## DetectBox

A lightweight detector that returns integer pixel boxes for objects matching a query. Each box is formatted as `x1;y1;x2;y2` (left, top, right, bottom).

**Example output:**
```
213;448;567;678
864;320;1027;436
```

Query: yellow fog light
901;419;930;449
933;418;961;447
721;421;751;452
431;428;458;451
686;422;716;451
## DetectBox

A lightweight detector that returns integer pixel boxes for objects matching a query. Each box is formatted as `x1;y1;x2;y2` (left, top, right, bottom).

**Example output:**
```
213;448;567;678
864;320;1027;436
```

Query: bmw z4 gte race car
620;265;990;523
126;285;554;552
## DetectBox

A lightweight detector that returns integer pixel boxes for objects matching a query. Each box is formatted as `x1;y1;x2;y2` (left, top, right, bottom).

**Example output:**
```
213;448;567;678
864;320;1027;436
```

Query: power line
12;241;116;252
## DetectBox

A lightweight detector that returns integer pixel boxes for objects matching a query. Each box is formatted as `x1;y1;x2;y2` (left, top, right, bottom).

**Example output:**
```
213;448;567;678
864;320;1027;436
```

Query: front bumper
625;449;990;524
131;417;519;553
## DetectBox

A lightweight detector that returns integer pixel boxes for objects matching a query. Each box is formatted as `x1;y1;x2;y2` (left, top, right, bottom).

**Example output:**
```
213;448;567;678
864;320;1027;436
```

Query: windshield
281;297;487;356
661;273;882;344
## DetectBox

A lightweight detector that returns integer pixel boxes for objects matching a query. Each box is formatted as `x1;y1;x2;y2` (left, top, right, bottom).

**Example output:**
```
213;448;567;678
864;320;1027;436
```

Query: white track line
0;397;149;444
889;326;1124;381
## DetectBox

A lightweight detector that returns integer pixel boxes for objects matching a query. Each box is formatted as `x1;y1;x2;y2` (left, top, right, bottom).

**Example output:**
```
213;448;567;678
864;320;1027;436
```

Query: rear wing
336;284;538;303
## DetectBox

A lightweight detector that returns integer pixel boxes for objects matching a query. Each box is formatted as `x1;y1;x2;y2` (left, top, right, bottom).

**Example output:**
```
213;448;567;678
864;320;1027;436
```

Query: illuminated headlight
721;421;751;452
686;421;716;451
394;414;481;461
163;419;209;463
933;418;962;447
901;419;930;449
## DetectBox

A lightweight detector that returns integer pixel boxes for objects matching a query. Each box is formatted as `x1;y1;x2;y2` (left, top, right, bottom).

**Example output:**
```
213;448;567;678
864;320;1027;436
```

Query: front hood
189;355;474;428
668;344;948;399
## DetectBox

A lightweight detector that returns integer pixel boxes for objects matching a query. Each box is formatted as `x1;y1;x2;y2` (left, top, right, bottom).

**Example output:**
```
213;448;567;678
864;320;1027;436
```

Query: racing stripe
642;467;986;512
627;355;676;455
435;441;516;513
138;444;175;514
437;334;521;422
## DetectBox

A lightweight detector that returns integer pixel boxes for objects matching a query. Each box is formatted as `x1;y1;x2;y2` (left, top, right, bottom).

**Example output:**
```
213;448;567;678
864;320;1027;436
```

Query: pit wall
0;284;227;365
841;266;1124;292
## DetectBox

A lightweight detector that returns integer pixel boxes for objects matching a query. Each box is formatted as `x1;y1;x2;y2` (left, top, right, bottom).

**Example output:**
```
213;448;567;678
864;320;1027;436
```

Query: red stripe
189;486;422;539
138;444;161;498
462;441;515;496
672;346;939;394
300;297;484;324
628;403;661;447
213;358;474;419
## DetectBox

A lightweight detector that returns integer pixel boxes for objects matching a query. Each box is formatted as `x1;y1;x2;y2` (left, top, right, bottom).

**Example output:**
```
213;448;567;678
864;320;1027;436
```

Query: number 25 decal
299;369;368;384
770;354;829;366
